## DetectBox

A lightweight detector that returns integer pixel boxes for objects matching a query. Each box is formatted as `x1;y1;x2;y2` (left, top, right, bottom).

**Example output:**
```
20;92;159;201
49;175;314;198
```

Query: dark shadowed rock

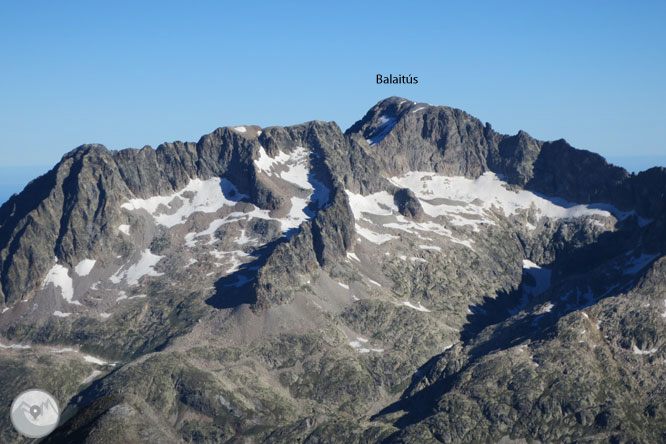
394;188;424;221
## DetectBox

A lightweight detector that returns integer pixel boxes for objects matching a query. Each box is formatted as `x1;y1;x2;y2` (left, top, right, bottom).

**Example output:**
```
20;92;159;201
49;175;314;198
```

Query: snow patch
233;126;246;133
110;250;163;286
84;355;108;365
349;337;384;353
234;229;255;245
346;190;395;219
346;189;475;249
255;146;291;173
278;146;312;189
367;115;397;146
185;258;197;267
50;347;76;353
389;172;634;228
347;252;361;262
522;259;553;297
43;263;81;305
53;311;71;318
74;259;96;276
402;301;431;312
121;178;245;228
255;145;313;189
100;313;112;319
209;250;251;275
355;225;398;245
186;155;329;243
338;282;349;290
633;345;658;355
118;224;130;235
81;370;103;384
0;342;31;350
512;260;552;315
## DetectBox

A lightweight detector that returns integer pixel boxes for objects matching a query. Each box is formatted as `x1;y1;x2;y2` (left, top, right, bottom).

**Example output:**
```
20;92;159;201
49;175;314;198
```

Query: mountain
0;97;665;443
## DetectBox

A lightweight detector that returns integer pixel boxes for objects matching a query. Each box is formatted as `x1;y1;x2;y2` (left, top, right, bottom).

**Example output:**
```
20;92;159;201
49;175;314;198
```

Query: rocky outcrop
393;188;424;221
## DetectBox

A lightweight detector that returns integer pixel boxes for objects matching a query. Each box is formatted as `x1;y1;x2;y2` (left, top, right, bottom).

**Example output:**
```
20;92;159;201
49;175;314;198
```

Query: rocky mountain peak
0;98;665;443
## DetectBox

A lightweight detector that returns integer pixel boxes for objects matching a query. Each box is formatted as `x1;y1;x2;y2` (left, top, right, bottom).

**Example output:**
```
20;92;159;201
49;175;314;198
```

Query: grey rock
1;97;665;444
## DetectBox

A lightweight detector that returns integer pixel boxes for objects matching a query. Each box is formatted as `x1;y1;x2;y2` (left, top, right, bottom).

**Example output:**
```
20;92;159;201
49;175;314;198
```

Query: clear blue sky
1;1;665;201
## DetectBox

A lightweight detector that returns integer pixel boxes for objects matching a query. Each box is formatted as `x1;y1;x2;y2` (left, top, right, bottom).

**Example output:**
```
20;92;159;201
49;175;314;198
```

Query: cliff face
0;121;353;308
0;97;665;444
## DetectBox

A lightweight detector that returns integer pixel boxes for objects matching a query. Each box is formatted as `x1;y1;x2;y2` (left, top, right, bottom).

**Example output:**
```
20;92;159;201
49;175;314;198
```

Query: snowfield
74;259;96;276
110;250;164;286
42;263;81;305
121;178;245;227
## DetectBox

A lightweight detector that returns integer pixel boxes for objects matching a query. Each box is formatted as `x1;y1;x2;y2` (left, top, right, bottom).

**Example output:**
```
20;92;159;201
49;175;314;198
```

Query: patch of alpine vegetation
0;97;665;443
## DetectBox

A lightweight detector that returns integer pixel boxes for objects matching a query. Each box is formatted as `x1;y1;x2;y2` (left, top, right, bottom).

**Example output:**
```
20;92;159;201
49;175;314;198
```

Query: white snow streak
50;347;76;353
402;301;431;312
83;355;108;365
0;342;31;350
81;370;103;384
632;345;658;355
347;252;361;262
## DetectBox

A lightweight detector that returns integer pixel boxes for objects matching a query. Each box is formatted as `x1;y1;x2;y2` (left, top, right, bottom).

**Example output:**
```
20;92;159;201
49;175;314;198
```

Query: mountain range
1;97;665;443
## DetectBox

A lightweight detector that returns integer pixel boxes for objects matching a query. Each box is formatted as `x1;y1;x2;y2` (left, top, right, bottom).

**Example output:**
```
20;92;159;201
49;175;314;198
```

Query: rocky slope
0;97;665;443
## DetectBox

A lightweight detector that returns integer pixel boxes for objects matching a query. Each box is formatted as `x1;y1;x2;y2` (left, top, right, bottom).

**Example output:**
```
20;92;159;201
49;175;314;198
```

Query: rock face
394;189;424;221
0;97;665;443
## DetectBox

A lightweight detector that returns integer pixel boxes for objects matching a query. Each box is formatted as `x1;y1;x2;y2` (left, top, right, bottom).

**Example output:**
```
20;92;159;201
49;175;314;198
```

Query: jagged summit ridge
1;97;663;312
0;98;665;443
